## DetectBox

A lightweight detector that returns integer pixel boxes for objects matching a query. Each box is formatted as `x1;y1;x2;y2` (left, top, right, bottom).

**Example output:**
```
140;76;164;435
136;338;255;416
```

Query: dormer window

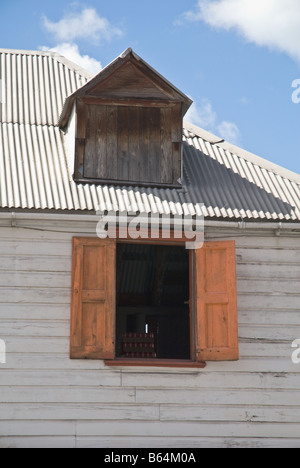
59;49;192;187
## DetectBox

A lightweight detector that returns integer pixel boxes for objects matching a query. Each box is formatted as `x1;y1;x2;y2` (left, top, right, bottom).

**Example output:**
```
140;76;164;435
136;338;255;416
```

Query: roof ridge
183;120;300;186
0;47;54;55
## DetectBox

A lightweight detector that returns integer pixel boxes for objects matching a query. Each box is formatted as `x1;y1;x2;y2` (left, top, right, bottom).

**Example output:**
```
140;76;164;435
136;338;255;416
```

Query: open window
70;237;239;366
116;243;190;360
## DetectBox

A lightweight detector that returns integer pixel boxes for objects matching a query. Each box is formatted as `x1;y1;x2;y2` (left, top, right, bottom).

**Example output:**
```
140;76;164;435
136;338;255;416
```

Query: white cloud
186;98;217;129
40;6;123;75
186;98;241;145
216;121;240;144
183;0;300;62
42;7;123;44
41;43;102;75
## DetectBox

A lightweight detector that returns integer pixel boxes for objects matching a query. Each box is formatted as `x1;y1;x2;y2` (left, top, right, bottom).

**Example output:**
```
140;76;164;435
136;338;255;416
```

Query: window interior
116;243;190;360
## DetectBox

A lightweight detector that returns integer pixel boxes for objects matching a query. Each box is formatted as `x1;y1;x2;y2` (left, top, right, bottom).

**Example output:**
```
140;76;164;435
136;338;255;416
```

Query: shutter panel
195;241;239;361
70;237;116;359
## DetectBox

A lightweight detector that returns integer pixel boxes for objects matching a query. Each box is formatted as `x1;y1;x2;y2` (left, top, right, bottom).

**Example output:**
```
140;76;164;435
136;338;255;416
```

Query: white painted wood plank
121;371;300;390
1;368;299;391
0;271;71;288
76;420;300;439
0;321;70;337
205;358;300;373
0;420;76;437
0;255;71;272
0;287;70;304
239;325;300;341
0;240;72;256
0;370;121;387
0;304;69;321
237;279;300;294
236;248;300;264
160;405;300;424
0;386;136;403
3;336;69;353
235;236;300;250
75;435;300;449
4;433;295;448
237;294;300;310
0;437;76;449
0;403;160;421
0;353;106;370
205;232;300;250
0;226;74;241
239;310;300;326
239;341;294;358
136;388;300;406
237;262;300;280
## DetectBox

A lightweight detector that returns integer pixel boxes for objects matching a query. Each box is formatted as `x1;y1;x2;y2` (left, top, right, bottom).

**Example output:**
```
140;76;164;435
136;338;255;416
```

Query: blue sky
1;0;300;174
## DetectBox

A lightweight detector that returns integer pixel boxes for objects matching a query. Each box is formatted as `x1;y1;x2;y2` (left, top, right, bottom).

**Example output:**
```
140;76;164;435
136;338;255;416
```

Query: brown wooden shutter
70;237;116;359
195;241;239;361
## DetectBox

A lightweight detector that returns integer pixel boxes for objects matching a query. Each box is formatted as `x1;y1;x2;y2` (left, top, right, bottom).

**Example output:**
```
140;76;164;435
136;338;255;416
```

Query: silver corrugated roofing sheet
183;124;300;221
0;122;198;215
0;49;92;126
0;48;299;221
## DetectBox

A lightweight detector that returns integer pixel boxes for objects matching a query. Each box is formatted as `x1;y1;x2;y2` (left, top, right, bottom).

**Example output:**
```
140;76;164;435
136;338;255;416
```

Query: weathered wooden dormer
59;48;192;187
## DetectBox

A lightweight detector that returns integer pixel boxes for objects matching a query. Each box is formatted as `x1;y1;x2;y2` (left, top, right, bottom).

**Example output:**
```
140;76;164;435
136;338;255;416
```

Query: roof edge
183;120;300;185
0;48;94;81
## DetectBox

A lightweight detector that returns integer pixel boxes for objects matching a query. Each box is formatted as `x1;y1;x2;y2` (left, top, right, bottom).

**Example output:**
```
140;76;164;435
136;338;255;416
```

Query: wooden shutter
195;241;239;361
70;237;116;359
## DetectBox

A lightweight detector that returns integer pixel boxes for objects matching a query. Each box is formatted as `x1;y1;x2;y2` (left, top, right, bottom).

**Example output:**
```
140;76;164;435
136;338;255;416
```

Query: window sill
104;358;206;369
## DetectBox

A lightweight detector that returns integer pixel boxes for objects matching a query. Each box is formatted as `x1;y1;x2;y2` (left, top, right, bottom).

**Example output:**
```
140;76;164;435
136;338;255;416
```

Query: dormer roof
59;48;192;129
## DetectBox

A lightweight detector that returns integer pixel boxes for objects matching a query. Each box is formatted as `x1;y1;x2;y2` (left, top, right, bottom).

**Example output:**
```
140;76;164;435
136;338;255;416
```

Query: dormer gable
59;48;192;187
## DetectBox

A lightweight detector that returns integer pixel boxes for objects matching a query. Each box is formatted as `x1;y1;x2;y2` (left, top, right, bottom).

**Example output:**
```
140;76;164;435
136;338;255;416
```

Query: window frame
70;235;239;368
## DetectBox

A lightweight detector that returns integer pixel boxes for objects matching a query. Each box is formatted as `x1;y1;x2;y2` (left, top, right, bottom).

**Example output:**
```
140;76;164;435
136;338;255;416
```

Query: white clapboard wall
0;221;300;448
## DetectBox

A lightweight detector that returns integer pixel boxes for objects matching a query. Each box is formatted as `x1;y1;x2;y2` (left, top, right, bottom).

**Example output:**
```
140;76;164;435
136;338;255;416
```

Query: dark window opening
116;243;190;360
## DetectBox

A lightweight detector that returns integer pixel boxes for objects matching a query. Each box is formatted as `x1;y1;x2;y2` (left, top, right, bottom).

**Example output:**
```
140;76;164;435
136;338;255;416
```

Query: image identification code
104;452;197;465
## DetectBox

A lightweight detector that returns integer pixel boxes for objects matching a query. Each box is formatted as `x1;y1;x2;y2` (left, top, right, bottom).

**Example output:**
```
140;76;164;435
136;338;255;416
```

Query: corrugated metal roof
0;49;92;126
183;123;300;221
0;122;198;215
0;48;299;222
